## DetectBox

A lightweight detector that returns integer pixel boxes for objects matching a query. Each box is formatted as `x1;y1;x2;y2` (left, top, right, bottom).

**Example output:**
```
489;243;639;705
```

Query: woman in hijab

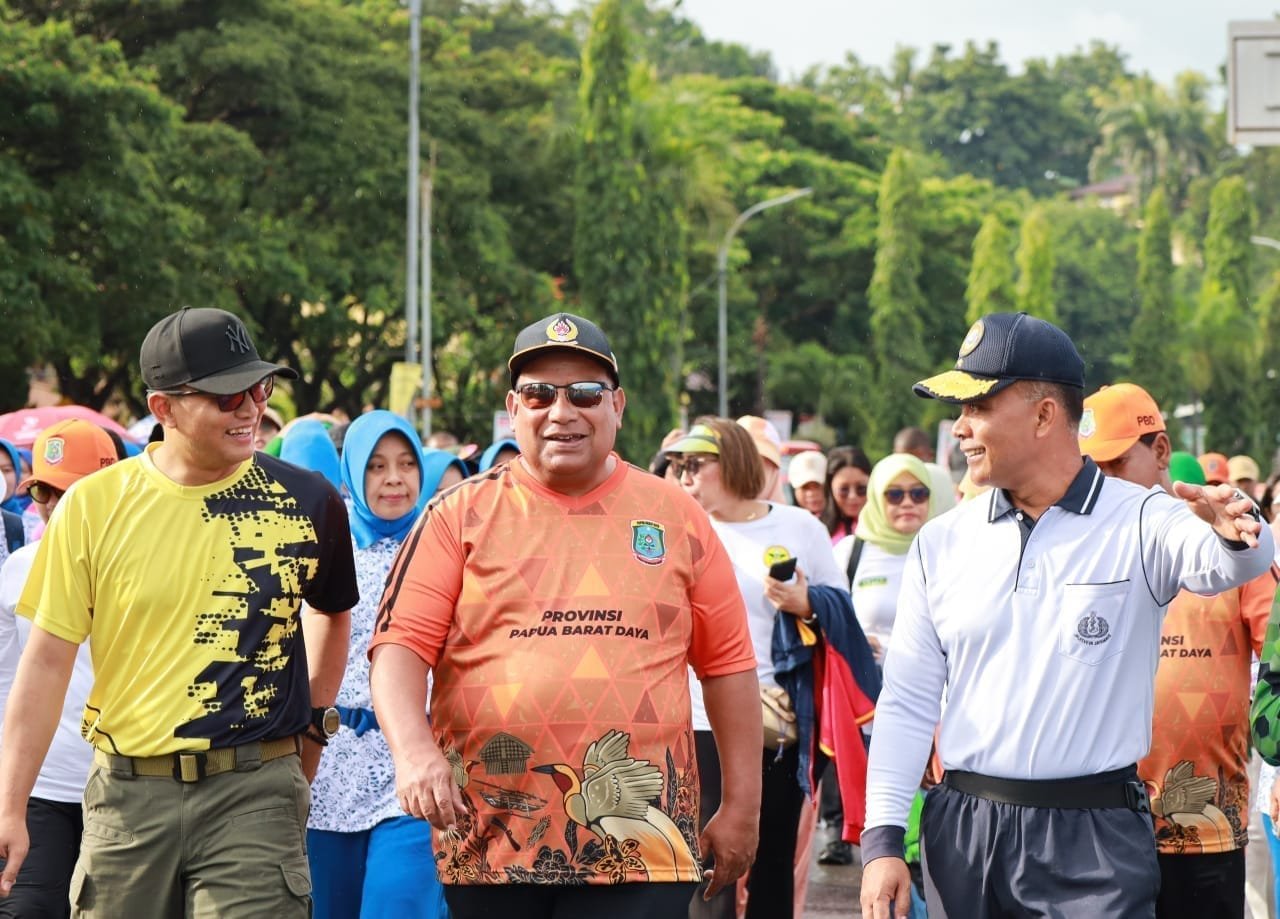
835;452;938;666
278;418;342;491
477;437;519;472
306;410;447;919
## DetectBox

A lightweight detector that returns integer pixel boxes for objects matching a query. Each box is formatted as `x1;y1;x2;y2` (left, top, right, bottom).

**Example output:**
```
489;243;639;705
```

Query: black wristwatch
311;706;340;740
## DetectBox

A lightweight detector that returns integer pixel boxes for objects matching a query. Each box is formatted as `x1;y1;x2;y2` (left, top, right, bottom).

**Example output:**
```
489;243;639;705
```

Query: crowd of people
0;306;1279;919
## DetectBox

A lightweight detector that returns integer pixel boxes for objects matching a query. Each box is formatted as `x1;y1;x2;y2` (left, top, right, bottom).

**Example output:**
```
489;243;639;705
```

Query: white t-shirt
690;502;845;730
840;540;908;665
0;543;94;803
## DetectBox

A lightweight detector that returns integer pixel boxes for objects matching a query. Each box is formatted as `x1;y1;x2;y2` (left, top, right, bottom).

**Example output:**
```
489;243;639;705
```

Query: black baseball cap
914;312;1084;404
508;312;620;386
140;307;299;395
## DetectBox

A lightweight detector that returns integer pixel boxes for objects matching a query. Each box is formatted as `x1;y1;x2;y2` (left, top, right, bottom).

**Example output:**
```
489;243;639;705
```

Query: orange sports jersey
1139;565;1277;855
371;457;755;885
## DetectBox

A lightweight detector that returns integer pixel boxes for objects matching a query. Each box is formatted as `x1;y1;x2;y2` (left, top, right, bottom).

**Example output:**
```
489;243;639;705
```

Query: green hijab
854;453;937;555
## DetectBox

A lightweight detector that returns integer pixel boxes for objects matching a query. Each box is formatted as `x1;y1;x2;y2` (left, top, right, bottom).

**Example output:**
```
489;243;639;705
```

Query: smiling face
950;382;1042;490
365;430;421;520
831;465;870;521
506;352;625;497
149;381;267;485
883;471;930;535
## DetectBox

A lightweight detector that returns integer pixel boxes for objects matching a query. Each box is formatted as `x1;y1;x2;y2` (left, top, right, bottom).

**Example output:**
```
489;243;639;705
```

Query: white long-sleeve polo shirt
861;458;1275;863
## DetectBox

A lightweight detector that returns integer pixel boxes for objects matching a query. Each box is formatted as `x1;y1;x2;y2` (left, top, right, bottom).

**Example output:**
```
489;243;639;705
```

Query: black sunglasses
669;456;718;478
515;381;614;410
164;376;274;413
29;482;65;505
834;484;868;498
885;485;930;506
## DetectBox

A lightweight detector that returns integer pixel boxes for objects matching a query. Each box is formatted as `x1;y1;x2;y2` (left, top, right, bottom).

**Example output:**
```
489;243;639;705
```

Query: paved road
803;851;860;918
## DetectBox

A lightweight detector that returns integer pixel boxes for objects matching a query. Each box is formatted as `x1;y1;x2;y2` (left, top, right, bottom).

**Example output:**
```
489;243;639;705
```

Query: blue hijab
279;420;341;491
342;411;429;550
420;448;469;501
0;439;28;515
478;438;519;472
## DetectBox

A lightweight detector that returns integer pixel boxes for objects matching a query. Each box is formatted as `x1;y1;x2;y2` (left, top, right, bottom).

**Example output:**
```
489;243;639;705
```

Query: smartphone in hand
768;557;798;581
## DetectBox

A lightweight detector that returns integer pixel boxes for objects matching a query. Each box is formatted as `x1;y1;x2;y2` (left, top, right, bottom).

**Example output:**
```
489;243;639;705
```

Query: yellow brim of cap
1078;434;1139;464
665;432;720;455
913;370;1009;403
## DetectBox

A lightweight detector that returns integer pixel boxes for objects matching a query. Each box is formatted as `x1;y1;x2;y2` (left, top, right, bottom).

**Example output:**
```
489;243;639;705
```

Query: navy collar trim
987;457;1103;522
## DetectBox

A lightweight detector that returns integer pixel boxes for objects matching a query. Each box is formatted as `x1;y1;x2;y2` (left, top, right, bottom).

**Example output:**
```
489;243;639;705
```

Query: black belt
944;766;1150;814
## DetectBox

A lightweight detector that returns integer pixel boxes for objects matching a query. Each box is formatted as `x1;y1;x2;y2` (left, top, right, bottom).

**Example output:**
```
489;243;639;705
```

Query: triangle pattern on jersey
633;691;659;724
548;721;591;758
460;685;488;722
574;564;611;599
654;602;683;638
572;646;611;680
491;683;523;719
1177;691;1208;720
519;556;550;592
1206;691;1233;719
1219;629;1241;657
463;507;484;528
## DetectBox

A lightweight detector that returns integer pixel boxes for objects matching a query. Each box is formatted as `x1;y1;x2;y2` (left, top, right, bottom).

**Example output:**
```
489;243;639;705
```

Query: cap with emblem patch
141;307;298;396
1078;383;1166;463
508;312;619;386
17;419;118;493
913;312;1085;404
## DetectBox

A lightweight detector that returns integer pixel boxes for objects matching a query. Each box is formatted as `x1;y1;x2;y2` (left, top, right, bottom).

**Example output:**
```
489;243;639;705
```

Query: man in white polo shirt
858;312;1274;919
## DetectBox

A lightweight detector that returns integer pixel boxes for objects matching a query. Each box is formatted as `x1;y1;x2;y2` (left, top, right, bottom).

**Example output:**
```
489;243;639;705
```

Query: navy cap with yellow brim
508;312;619;387
913;312;1085;405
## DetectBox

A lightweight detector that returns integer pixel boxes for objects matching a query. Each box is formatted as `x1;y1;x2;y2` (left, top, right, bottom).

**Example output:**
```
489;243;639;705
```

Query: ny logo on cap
225;321;253;354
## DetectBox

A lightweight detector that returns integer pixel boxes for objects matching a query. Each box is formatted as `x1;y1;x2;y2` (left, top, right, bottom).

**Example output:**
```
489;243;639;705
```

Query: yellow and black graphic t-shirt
18;446;358;757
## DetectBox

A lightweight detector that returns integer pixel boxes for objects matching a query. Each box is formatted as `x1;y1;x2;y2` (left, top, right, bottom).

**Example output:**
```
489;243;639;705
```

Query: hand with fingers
0;812;29;897
859;856;913;919
396;746;467;831
1172;481;1264;548
697;801;758;900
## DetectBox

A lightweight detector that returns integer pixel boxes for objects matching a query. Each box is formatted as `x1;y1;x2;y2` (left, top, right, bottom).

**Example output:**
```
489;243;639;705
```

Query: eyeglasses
163;376;274;413
669;456;718;478
29;482;65;505
834;484;868;499
514;381;614;410
884;486;930;506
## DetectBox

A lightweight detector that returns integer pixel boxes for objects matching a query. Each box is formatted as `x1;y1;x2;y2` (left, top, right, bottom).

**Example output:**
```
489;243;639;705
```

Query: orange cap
1198;452;1230;485
18;419;117;493
1078;383;1165;463
735;415;783;468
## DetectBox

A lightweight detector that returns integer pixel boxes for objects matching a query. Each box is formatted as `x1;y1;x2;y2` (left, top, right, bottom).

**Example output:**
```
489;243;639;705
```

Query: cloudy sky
554;1;1278;86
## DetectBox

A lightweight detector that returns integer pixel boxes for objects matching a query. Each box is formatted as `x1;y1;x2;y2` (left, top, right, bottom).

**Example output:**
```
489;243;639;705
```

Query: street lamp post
404;0;422;428
717;187;813;417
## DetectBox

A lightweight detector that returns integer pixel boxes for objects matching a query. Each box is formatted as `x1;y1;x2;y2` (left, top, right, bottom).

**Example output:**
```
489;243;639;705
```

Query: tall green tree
1015;205;1057;322
867;148;930;452
1130;188;1182;414
573;0;680;461
1256;271;1280;459
965;214;1016;324
1194;176;1256;454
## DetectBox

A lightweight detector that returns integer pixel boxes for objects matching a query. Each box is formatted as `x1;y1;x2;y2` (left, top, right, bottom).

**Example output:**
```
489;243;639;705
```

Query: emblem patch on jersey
546;316;579;343
1078;408;1096;440
631;520;666;565
43;437;65;466
958;318;984;358
762;545;792;568
1075;611;1111;645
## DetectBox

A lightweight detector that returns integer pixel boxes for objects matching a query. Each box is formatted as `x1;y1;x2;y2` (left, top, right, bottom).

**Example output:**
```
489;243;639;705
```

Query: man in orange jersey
1080;383;1276;919
370;313;762;919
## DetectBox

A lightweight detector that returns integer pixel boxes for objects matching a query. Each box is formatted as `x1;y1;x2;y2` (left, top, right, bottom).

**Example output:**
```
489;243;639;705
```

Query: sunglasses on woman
834;484;868;498
669;456;717;478
514;381;615;410
164;376;274;413
29;482;65;505
884;485;930;506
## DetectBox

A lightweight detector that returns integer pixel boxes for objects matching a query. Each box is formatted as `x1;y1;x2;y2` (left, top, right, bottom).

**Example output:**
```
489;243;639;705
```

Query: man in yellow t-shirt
370;312;762;919
1081;382;1275;919
0;308;357;917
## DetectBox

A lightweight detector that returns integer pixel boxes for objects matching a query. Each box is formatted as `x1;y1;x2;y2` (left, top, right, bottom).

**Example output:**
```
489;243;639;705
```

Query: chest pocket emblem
631;520;666;566
1075;612;1111;645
